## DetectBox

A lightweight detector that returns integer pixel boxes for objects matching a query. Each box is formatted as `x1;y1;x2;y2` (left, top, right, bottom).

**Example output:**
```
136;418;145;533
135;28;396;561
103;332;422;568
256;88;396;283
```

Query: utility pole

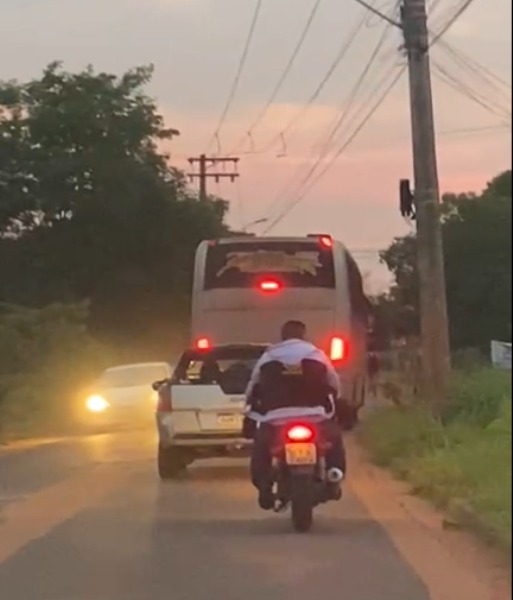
188;155;240;202
401;0;451;405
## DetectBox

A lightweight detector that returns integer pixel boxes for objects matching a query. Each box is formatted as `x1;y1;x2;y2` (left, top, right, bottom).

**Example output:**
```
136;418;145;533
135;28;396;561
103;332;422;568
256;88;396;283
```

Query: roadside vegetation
0;303;113;441
372;170;511;352
361;369;512;554
0;64;231;441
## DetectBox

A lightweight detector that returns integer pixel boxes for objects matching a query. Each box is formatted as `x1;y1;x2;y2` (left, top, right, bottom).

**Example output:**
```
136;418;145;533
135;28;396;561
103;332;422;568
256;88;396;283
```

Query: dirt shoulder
347;436;511;600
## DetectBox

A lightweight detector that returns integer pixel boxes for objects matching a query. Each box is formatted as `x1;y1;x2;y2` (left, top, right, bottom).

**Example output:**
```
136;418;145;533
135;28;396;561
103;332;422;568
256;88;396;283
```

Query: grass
360;369;512;554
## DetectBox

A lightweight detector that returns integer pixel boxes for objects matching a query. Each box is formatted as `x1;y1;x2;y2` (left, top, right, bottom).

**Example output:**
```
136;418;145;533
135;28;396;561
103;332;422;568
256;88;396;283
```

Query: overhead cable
228;0;324;154
205;0;265;153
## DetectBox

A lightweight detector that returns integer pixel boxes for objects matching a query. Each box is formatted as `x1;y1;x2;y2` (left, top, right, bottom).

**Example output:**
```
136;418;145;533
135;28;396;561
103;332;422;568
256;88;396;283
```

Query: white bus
191;234;370;427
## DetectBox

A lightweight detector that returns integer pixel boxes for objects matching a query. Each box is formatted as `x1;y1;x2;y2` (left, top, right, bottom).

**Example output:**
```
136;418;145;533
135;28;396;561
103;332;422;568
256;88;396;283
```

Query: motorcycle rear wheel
290;476;314;533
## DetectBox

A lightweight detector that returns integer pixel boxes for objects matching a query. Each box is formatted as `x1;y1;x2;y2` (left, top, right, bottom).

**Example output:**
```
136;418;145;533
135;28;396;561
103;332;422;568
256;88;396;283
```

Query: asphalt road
0;429;503;600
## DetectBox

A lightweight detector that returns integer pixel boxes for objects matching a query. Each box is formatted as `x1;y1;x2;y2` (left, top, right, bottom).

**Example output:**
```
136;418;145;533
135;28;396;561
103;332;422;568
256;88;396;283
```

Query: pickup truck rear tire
158;445;188;480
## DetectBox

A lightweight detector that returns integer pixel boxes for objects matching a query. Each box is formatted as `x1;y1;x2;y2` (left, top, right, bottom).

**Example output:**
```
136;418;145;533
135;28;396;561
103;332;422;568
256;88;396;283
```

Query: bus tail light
330;336;348;362
319;235;333;248
308;233;333;248
196;337;211;350
259;280;281;293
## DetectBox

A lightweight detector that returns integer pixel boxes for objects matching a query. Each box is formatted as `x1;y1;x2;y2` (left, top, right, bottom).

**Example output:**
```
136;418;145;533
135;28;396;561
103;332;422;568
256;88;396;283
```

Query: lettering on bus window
217;251;322;277
204;241;335;290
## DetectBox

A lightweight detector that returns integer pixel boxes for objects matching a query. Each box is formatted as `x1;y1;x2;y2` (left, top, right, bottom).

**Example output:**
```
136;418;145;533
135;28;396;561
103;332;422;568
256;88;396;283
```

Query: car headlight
86;395;109;413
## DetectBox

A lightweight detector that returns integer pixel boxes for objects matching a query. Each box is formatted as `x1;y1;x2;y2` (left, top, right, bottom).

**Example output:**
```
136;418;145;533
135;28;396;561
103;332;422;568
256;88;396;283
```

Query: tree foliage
376;171;512;350
0;63;229;356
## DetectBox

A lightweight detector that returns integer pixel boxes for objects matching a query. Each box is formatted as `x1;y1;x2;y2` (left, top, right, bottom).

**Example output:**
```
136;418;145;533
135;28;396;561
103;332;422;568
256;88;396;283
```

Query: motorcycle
268;417;344;533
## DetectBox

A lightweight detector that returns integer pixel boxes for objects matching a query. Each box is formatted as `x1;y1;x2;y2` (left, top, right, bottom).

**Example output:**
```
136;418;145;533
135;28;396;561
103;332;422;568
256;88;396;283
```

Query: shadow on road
173;464;249;482
150;514;384;538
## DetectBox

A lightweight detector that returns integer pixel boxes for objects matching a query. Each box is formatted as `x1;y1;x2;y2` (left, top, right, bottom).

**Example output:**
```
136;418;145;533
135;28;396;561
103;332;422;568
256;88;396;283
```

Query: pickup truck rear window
173;346;266;394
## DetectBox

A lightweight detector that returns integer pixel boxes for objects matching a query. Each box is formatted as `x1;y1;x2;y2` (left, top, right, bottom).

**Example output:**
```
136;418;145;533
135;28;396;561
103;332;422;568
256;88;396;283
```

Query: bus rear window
204;241;335;290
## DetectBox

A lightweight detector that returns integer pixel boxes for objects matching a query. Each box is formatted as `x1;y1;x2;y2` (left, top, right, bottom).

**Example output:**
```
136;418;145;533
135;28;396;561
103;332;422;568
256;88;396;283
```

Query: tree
0;63;229;356
378;171;512;350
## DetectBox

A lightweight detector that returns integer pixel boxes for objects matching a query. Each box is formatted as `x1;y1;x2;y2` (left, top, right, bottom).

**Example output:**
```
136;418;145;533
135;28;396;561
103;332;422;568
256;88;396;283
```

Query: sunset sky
1;0;511;291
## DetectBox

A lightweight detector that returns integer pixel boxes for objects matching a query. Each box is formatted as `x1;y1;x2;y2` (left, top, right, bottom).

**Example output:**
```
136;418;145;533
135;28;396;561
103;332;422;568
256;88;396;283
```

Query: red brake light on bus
286;424;314;442
259;280;281;293
196;337;211;350
319;235;333;248
330;336;348;362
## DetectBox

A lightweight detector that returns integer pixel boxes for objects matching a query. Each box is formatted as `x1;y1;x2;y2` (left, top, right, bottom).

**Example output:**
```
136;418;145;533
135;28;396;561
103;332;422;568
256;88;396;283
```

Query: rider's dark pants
250;419;347;491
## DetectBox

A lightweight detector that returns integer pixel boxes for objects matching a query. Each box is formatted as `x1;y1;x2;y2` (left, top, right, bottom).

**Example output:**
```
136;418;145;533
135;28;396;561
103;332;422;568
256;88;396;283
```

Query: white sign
491;340;512;370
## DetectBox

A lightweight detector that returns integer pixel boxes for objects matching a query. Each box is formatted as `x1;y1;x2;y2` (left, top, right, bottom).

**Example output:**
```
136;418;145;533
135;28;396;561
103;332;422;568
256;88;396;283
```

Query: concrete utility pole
401;0;451;404
187;155;240;202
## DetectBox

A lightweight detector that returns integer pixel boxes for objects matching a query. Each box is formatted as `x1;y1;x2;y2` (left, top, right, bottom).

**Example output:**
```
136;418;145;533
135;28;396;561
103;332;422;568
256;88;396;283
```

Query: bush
451;347;487;371
0;302;113;439
444;368;512;426
361;370;512;553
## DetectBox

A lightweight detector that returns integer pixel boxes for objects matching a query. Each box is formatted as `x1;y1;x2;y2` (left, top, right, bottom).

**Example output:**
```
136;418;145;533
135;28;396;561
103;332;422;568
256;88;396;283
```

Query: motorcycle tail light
286;424;314;442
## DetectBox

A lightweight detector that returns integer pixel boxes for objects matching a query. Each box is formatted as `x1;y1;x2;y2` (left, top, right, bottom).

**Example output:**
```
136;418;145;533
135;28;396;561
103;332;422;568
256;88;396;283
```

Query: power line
263;65;405;233
432;40;511;121
429;0;476;47
439;123;510;136
309;18;396;168
257;6;372;155
263;14;398;226
353;0;402;27
205;0;265;153
436;39;511;100
432;60;511;121
228;0;324;155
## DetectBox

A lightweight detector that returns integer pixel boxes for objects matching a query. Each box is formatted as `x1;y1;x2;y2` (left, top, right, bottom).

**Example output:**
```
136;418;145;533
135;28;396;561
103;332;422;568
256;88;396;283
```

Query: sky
0;0;511;292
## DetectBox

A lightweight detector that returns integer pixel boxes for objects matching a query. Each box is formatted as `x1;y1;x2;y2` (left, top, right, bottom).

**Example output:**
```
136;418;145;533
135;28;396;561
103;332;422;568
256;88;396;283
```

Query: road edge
346;436;511;600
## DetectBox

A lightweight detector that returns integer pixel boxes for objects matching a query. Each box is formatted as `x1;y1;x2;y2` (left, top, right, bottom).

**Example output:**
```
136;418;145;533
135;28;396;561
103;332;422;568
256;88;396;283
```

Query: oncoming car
154;344;267;479
84;362;172;428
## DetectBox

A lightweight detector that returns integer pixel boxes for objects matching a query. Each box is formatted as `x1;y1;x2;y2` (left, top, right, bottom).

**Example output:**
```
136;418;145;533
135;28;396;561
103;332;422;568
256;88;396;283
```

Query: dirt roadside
347;436;511;600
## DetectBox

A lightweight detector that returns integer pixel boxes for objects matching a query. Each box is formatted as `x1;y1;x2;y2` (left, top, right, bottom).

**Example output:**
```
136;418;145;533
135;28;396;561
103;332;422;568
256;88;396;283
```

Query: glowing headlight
86;395;109;413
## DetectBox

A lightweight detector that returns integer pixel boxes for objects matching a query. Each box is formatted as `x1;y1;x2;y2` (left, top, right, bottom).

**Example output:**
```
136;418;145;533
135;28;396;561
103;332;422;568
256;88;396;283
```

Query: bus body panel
191;236;368;411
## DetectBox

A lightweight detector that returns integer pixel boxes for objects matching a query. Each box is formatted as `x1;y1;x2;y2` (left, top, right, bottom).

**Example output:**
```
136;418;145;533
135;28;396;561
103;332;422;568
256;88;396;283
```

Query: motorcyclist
245;320;347;510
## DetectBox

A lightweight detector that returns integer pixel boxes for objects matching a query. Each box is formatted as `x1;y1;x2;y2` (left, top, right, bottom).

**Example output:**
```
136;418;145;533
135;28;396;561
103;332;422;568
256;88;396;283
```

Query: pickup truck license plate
285;443;317;465
217;414;242;428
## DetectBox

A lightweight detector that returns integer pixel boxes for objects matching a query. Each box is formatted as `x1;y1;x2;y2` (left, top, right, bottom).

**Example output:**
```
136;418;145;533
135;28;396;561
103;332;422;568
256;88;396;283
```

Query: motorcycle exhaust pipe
327;468;345;483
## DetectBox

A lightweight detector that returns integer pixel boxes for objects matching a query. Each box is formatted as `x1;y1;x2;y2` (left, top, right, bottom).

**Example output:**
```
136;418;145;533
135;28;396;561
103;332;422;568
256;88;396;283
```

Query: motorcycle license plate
285;443;317;465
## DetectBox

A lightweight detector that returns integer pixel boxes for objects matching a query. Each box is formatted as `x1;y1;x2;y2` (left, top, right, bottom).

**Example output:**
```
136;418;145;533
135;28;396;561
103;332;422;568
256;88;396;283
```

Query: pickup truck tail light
156;385;173;413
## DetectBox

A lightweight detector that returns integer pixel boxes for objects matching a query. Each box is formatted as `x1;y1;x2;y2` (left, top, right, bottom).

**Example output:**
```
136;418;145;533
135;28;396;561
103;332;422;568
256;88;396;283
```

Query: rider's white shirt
246;406;328;423
245;339;340;423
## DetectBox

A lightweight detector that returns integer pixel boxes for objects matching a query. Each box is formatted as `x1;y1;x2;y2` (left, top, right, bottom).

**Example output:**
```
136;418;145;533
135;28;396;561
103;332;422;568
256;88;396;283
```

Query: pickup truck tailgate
171;384;245;433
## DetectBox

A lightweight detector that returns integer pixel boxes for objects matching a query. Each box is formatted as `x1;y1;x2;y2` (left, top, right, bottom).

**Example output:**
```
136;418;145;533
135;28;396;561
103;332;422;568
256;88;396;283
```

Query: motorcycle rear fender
287;465;316;476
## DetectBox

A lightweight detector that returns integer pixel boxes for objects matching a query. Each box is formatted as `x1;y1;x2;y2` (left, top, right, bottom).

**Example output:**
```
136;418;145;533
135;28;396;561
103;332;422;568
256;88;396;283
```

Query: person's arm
308;348;341;398
244;351;270;404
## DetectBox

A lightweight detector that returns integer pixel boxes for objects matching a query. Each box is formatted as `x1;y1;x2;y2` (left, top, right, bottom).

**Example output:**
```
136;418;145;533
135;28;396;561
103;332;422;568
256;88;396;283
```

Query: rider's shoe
258;488;275;510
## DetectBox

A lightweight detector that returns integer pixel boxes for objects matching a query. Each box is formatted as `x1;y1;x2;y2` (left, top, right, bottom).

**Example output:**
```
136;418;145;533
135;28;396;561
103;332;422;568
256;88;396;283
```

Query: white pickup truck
154;343;267;479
